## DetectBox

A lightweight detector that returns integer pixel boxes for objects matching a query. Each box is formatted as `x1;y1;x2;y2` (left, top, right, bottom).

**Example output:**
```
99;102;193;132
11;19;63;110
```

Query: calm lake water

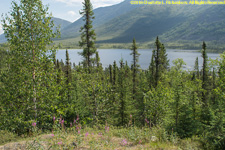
56;49;221;70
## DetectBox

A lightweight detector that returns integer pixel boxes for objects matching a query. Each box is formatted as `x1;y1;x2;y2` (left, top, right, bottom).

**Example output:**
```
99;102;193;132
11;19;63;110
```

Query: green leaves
1;0;60;134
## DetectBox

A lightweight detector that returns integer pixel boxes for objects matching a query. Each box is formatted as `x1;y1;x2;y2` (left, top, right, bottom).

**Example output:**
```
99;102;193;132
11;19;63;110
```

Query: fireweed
121;139;128;146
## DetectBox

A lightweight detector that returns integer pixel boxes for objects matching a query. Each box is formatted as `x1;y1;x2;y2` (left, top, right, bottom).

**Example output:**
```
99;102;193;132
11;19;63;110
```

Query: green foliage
194;57;200;79
201;41;209;106
202;52;225;150
149;37;169;88
144;82;171;126
1;0;59;134
0;1;224;148
130;38;140;110
203;112;225;150
79;0;97;69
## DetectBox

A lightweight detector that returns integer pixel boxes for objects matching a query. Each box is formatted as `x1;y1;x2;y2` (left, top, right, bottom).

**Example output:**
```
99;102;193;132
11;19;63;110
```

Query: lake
56;49;221;70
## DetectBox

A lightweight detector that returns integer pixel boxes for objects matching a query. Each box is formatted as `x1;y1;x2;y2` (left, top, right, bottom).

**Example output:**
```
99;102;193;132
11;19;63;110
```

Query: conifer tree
194;57;200;79
65;49;72;102
124;61;130;79
109;64;113;83
149;51;156;88
79;0;97;72
113;61;117;87
130;38;140;101
155;37;160;87
149;37;169;88
211;68;216;105
202;41;208;106
118;59;126;126
159;44;169;72
95;51;100;68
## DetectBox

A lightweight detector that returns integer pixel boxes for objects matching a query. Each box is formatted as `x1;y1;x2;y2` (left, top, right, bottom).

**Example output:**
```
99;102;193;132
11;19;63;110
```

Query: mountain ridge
58;0;225;44
1;0;225;47
60;0;140;39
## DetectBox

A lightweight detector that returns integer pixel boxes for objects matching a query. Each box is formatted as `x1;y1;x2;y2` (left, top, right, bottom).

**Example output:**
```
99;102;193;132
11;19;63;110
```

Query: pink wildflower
76;125;81;130
105;126;110;132
32;122;36;127
85;132;89;137
98;132;102;136
58;141;62;145
51;134;54;137
139;140;142;144
121;139;127;146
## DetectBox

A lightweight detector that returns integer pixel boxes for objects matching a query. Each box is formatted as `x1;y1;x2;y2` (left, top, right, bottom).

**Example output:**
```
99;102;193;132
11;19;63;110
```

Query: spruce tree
211;68;216;105
111;61;118;106
200;42;213;129
202;41;208;106
194;57;200;79
118;59;126;126
159;43;169;72
155;37;160;87
65;49;72;102
130;38;140;101
79;0;97;72
149;51;156;88
149;37;169;88
95;51;100;68
113;61;117;87
109;64;113;83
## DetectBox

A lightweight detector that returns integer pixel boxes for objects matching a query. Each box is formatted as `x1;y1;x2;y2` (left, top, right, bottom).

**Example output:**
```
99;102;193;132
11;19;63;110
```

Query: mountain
59;0;225;44
51;17;72;31
0;17;72;43
95;4;210;43
60;0;140;39
1;1;225;45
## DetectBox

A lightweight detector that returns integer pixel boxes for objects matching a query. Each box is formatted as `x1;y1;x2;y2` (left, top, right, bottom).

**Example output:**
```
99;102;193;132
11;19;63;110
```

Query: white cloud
68;10;76;16
53;0;124;8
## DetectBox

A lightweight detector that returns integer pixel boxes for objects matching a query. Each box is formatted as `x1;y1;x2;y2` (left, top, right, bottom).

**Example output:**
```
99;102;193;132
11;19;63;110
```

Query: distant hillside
96;4;225;43
59;0;225;44
160;5;225;42
60;0;140;39
0;17;72;43
51;17;72;31
1;0;225;46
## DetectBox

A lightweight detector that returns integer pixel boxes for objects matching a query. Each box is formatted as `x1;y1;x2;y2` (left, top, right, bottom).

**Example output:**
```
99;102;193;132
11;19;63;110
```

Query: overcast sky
0;0;124;35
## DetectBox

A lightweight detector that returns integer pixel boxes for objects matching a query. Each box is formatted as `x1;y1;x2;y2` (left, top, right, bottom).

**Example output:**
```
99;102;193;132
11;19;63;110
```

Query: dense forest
0;0;225;149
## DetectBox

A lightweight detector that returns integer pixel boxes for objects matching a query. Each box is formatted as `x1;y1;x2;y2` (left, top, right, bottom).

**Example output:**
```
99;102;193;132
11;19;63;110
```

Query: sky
0;0;124;35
